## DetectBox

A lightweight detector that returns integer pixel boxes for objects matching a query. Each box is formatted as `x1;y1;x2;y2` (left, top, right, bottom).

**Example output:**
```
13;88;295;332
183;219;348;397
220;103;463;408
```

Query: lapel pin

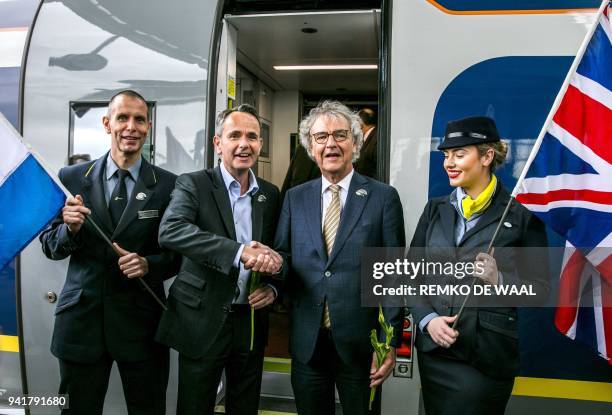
257;194;267;202
136;192;147;201
503;221;512;228
356;189;367;197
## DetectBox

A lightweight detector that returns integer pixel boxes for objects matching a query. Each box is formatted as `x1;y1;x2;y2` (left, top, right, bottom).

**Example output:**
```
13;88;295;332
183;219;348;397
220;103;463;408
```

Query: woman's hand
426;315;459;348
475;250;499;285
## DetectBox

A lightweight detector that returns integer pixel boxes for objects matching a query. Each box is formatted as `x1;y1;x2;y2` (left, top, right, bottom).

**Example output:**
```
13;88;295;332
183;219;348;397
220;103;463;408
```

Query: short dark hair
68;153;91;165
215;104;261;136
357;108;376;127
107;90;148;117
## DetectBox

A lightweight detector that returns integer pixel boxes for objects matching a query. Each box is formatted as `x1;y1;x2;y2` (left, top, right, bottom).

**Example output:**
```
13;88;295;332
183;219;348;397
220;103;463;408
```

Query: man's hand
241;241;283;274
248;285;276;310
62;195;91;235
475;249;499;285
426;315;459;349
113;243;149;279
370;347;396;387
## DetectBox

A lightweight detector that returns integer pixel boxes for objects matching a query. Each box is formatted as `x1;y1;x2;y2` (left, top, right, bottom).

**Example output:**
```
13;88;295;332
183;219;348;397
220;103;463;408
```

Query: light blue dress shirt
104;155;142;205
219;163;260;304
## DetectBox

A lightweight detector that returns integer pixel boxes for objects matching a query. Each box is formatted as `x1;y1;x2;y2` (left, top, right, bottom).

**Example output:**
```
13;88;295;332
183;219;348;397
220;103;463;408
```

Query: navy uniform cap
438;116;501;150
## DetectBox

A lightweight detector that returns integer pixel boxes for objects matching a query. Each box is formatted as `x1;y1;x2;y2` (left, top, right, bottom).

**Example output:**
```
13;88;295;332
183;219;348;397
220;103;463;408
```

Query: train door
18;0;218;413
209;2;420;412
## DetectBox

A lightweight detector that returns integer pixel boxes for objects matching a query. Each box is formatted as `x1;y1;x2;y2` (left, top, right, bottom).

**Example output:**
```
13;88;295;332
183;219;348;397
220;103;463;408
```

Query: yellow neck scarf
461;175;497;220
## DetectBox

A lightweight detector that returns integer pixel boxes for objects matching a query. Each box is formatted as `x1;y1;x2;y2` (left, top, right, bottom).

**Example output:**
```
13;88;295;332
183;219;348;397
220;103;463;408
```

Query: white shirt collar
321;169;354;195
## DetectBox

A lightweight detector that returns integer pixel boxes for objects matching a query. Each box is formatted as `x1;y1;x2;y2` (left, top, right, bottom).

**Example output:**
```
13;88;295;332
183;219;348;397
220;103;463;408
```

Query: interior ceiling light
273;65;378;70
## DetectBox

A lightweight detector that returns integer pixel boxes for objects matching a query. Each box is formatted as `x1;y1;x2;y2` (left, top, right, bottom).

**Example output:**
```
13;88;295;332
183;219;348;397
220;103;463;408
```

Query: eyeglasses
311;129;350;144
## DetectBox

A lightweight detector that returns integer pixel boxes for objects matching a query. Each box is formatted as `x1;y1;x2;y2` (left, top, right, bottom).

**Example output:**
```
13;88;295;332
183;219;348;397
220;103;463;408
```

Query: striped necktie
322;184;341;329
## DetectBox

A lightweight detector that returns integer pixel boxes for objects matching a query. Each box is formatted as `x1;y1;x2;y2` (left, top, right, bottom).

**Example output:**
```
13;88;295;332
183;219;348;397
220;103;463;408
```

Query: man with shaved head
40;90;178;415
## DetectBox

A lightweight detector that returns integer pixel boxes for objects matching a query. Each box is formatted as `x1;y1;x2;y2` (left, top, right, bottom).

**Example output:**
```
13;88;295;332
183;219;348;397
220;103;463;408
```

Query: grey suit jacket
155;166;280;359
274;172;405;365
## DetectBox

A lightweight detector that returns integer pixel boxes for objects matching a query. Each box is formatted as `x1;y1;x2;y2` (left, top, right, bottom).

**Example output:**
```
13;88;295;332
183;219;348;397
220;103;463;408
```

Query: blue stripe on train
432;0;601;12
0;260;17;336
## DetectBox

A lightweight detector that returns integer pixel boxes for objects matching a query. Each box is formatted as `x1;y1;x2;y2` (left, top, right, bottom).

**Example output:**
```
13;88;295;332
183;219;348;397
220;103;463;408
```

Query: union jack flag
513;0;611;363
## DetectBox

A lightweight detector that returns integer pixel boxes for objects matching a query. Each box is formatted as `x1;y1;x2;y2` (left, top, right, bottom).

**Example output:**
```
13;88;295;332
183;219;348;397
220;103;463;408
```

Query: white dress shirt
320;169;354;230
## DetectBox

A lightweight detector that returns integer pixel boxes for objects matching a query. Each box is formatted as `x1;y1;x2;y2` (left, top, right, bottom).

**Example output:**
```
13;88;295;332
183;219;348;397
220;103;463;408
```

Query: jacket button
324;271;331;277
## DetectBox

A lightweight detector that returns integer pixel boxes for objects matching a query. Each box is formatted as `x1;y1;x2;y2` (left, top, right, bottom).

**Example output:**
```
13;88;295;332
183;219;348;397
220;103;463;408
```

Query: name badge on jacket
138;210;159;219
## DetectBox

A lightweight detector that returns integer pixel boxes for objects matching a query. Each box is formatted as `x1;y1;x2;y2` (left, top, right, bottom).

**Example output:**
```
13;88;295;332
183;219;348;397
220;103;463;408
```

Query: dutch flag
0;112;66;271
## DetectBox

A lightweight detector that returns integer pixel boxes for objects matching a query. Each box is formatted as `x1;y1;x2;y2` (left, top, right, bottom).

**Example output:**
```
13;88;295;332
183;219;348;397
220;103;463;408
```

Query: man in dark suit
40;90;178;415
156;104;282;415
280;144;320;201
354;107;378;179
274;101;405;415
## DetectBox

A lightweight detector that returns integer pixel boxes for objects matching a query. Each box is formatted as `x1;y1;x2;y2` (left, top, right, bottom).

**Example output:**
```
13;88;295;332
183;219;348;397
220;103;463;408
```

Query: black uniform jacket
409;184;550;378
40;153;178;363
354;127;378;179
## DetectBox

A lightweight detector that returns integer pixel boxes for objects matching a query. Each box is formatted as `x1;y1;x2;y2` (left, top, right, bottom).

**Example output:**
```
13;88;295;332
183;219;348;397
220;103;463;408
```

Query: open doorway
209;1;385;408
212;8;382;187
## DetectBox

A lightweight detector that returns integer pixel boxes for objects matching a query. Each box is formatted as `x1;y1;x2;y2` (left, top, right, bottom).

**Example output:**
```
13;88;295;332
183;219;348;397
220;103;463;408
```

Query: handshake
240;241;283;275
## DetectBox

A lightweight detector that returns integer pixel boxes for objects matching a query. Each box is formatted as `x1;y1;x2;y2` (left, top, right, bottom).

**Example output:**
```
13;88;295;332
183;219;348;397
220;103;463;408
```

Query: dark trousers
418;351;514;415
291;329;379;415
177;305;265;415
58;347;169;415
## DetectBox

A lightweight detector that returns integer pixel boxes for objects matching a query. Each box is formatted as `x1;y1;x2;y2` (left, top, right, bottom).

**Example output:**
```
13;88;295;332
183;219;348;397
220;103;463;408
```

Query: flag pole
1;114;167;311
452;0;608;329
451;198;514;329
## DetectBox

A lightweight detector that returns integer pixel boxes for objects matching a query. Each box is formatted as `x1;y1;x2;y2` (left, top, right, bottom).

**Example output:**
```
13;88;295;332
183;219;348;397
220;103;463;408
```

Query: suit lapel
251;187;264;242
81;154;114;237
459;184;509;246
113;158;156;239
438;200;458;246
327;172;369;265
303;178;326;261
212;166;237;240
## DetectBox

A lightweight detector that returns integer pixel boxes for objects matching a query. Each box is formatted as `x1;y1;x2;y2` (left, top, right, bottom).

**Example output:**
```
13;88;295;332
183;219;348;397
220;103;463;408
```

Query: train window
68;101;156;165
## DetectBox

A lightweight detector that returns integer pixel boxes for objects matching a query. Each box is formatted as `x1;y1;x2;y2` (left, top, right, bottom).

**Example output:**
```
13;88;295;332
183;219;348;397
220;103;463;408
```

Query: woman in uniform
409;116;549;414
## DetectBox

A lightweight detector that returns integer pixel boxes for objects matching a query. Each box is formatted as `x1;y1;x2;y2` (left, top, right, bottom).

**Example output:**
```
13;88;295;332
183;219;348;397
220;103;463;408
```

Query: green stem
250;306;255;351
369;385;377;410
249;271;260;352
